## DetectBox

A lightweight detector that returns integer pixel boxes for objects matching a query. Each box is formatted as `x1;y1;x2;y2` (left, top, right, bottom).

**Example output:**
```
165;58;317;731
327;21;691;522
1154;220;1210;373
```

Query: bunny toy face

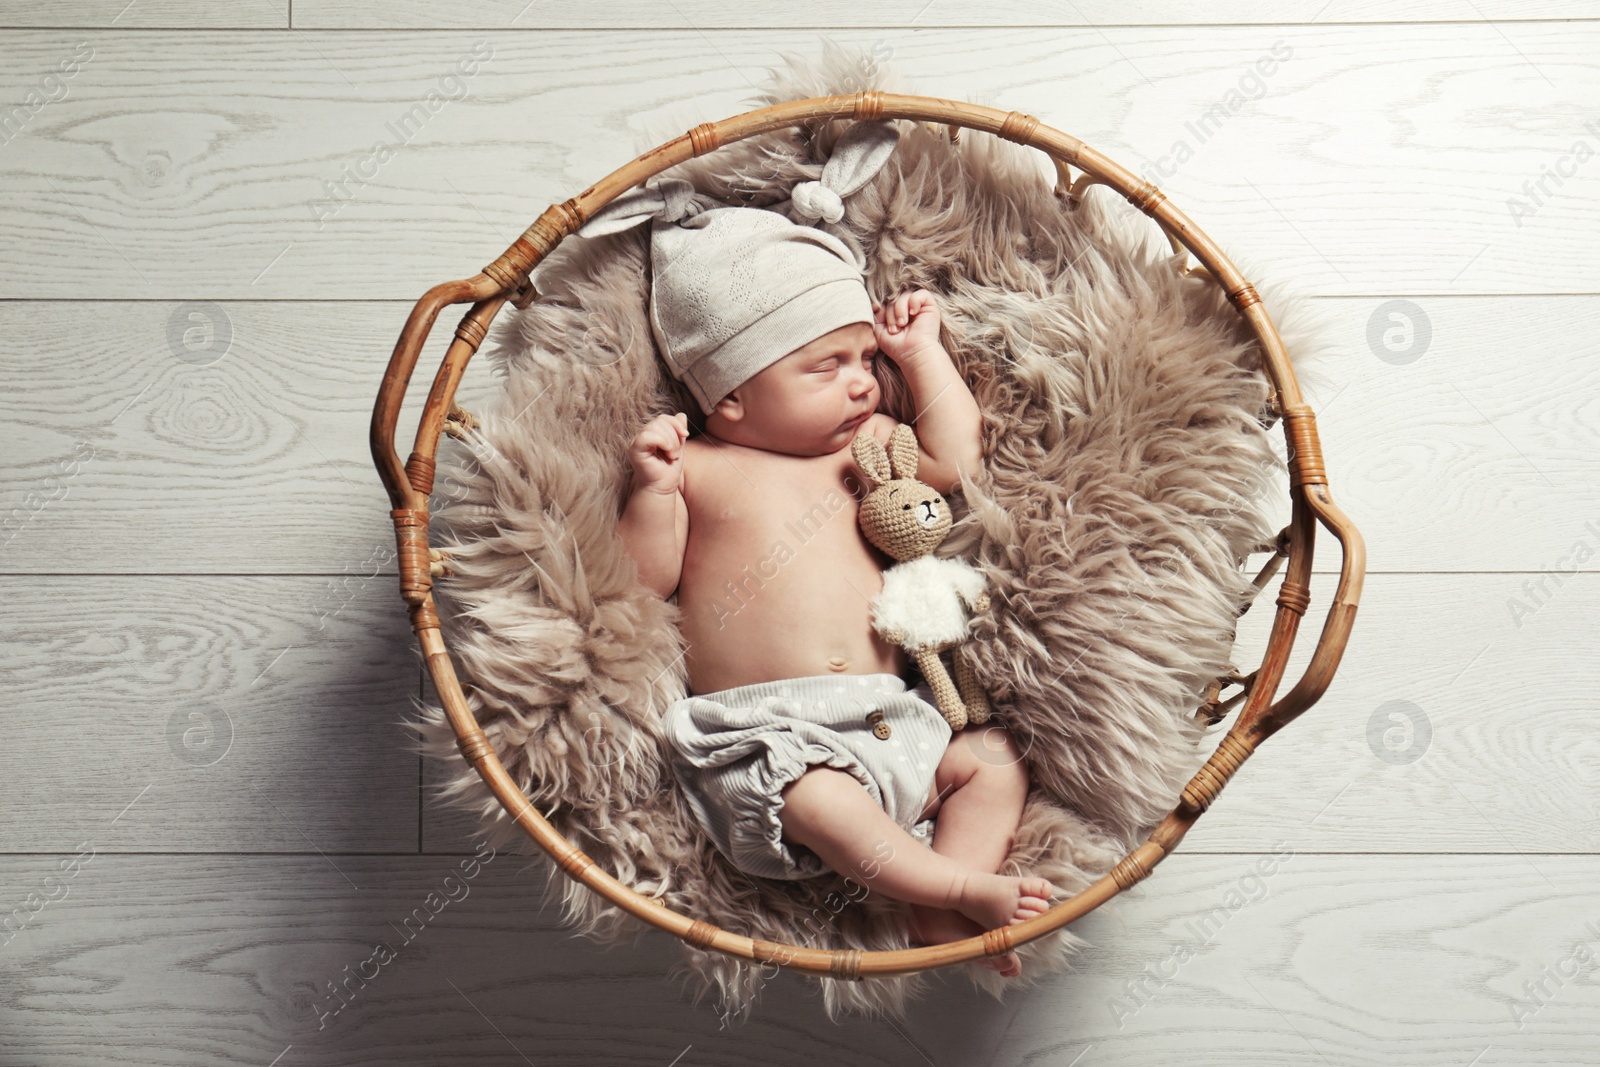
850;422;952;562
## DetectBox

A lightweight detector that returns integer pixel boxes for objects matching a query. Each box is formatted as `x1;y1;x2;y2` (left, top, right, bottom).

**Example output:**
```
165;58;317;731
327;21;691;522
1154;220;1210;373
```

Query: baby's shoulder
680;433;746;501
863;413;900;443
680;432;708;492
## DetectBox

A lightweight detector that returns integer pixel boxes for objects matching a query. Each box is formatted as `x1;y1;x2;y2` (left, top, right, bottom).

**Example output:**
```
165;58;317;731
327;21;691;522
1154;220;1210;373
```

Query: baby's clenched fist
628;411;689;495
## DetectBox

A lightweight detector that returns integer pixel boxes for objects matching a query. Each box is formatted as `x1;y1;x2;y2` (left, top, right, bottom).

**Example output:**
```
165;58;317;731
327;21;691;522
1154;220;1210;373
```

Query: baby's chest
684;448;865;549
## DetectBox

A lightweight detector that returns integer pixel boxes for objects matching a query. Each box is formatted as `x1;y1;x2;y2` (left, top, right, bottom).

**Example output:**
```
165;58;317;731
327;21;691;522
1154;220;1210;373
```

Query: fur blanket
408;41;1336;1025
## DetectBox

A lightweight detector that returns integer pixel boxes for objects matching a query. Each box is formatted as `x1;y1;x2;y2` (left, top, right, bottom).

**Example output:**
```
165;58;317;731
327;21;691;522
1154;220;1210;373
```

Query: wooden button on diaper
866;710;891;740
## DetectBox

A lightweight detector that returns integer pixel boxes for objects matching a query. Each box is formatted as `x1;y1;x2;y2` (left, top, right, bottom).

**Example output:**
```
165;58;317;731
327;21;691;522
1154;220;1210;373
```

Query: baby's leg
777;765;1058;970
921;723;1032;872
907;724;1037;975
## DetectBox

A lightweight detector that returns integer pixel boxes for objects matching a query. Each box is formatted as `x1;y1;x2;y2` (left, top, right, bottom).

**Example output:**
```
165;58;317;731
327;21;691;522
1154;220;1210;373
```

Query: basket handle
1244;403;1368;742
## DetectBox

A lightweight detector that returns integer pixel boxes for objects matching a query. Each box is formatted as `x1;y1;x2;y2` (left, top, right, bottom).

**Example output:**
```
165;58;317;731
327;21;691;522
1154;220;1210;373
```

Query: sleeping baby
585;120;1063;977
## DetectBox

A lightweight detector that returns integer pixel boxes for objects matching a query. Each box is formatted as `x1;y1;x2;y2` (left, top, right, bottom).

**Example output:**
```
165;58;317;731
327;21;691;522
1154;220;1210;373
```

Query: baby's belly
676;518;909;696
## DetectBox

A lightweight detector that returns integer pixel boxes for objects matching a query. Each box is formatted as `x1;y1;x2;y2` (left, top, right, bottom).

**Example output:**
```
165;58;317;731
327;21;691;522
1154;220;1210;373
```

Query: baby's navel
826;655;848;672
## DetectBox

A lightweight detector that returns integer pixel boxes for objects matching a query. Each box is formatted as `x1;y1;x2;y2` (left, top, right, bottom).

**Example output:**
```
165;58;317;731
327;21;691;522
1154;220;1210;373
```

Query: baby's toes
1026;877;1066;902
1013;898;1049;922
975;950;1021;977
1012;877;1061;916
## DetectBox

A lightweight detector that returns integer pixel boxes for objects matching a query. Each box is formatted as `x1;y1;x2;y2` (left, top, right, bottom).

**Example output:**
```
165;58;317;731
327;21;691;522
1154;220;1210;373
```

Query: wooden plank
3;296;1594;575
1255;293;1600;576
0;26;1597;298
0;852;1021;1065
0;2;286;27
1;853;1595;1064
4;1;1595;30
1188;568;1600;853
997;854;1600;1064
0;299;501;574
0;576;422;853
293;1;1600;29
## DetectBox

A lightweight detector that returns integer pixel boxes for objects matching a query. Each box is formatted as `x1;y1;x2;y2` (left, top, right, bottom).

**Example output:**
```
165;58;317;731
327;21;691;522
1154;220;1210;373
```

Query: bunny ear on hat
574;118;901;243
771;118;901;270
774;118;902;226
575;176;711;238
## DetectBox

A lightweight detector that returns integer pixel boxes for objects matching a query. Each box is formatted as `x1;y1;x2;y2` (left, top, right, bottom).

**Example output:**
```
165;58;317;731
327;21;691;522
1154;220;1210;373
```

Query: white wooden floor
3;3;1598;1064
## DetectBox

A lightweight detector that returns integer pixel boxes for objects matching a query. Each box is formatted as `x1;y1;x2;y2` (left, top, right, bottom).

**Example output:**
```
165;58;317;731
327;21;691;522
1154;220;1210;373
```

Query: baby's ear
851;432;891;487
886;422;919;481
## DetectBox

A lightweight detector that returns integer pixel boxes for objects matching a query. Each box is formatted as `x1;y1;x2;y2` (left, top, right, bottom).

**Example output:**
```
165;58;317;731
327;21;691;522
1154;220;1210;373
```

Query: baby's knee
777;766;857;834
959;725;1030;785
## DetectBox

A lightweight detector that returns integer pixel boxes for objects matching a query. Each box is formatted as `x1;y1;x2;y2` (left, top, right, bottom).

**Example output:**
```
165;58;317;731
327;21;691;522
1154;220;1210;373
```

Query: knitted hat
574;120;901;415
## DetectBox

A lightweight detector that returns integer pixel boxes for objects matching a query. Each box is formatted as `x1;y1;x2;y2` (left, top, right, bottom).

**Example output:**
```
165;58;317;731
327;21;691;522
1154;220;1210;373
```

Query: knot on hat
776;119;901;228
788;180;844;225
570;119;903;417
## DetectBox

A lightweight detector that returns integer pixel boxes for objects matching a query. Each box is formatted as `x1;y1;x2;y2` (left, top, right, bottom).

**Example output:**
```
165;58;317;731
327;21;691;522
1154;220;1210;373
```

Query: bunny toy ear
886;423;919;481
851;432;892;487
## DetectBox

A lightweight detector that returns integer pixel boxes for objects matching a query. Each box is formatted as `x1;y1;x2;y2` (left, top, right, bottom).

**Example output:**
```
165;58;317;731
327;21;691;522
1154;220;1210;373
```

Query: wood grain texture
1187;570;1600;852
2;6;1596;1060
0;575;423;853
992;853;1600;1066
0;300;501;573
293;2;1600;29
0;25;1597;298
6;1;1596;29
0;2;287;28
1;853;1595;1065
0;853;1024;1066
2;296;1596;574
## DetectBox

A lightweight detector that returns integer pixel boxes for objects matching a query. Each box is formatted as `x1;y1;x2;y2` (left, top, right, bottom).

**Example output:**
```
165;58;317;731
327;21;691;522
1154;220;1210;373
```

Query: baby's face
706;322;880;456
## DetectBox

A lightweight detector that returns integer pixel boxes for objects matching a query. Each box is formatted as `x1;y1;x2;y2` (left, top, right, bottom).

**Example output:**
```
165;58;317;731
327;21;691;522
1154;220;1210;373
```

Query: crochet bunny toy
852;422;992;731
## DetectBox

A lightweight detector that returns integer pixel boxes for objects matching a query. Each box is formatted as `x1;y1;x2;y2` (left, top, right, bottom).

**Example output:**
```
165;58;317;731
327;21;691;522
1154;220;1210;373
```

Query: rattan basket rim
368;90;1367;980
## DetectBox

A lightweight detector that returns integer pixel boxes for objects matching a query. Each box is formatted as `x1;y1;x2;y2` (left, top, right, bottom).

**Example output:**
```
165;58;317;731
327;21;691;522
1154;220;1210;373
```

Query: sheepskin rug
408;40;1336;1025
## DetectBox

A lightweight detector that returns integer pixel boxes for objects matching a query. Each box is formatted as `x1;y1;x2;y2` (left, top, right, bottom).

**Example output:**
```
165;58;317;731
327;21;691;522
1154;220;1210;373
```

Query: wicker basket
369;90;1366;981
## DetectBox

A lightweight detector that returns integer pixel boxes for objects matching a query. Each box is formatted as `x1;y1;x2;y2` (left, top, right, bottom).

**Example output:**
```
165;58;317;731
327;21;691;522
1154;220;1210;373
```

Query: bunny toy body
852;422;992;731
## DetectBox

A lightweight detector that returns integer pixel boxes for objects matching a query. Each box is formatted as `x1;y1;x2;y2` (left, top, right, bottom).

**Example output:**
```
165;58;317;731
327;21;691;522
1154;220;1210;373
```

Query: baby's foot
951;873;1061;942
906;904;1022;978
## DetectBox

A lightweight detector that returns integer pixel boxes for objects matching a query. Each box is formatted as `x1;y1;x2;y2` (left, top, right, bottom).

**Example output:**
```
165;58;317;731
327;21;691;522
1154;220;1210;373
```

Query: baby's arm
617;412;690;599
871;290;984;495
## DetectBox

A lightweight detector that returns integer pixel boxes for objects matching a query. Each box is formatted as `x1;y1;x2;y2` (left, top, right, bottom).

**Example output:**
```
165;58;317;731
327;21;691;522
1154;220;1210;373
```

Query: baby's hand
872;289;943;366
628;412;689;495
